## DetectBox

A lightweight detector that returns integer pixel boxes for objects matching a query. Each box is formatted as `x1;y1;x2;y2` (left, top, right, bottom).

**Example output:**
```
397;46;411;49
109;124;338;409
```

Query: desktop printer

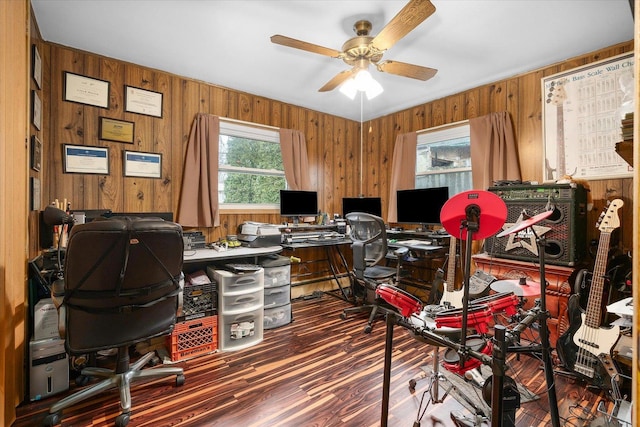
238;222;282;247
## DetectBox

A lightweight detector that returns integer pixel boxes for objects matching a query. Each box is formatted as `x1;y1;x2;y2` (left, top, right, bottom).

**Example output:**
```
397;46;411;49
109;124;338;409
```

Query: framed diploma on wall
123;150;162;178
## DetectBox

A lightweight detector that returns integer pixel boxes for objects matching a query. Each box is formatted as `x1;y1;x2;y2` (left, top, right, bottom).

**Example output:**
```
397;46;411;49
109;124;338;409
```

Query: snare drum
408;305;462;345
471;291;520;316
443;335;493;374
376;284;423;317
435;304;493;334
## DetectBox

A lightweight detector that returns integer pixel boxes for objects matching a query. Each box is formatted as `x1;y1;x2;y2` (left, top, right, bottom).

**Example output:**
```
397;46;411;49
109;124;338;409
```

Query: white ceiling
31;0;634;122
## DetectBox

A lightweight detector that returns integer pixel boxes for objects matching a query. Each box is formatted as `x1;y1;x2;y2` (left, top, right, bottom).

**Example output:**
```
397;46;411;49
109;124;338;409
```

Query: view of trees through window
416;123;472;196
218;125;285;206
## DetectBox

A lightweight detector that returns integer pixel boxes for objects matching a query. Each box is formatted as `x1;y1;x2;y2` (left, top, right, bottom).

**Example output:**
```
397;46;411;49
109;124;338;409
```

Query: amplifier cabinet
485;184;587;266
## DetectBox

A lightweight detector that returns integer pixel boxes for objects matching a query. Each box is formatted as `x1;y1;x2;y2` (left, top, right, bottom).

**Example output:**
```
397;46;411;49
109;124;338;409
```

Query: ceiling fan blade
371;0;436;52
318;69;356;92
377;60;437;81
270;35;342;58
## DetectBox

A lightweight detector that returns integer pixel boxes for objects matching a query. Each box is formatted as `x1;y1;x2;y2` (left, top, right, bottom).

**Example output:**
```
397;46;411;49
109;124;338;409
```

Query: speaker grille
485;184;587;266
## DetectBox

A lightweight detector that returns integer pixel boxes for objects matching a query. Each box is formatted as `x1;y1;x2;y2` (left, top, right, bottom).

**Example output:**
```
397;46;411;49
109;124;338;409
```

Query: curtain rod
219;116;280;131
416;118;469;135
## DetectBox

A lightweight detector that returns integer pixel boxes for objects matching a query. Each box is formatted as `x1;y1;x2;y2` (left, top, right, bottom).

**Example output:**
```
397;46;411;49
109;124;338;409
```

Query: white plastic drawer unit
264;285;290;308
264;303;292;329
219;308;264;351
220;288;263;313
208;267;264;295
263;265;290;289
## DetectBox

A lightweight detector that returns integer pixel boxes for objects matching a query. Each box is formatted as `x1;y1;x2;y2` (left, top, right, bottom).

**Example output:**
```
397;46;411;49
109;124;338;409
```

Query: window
218;121;285;209
416;122;471;195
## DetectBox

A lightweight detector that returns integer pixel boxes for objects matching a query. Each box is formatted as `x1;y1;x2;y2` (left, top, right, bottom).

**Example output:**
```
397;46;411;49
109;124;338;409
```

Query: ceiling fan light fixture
339;69;384;100
339;78;358;99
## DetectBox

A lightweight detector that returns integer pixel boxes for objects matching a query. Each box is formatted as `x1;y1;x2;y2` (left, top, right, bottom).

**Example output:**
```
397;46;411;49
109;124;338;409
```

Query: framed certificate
32;91;42;130
63;144;110;175
99;117;135;143
125;86;163;118
123;150;162;178
32;44;42;89
64;72;110;109
31;135;42;172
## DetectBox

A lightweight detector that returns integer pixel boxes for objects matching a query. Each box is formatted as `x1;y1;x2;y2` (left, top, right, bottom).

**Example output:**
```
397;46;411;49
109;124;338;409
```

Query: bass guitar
556;200;623;390
439;237;464;308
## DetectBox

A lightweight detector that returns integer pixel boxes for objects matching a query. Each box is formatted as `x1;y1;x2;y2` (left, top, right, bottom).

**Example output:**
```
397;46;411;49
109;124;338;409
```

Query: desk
281;238;352;302
387;239;448;300
183;246;282;264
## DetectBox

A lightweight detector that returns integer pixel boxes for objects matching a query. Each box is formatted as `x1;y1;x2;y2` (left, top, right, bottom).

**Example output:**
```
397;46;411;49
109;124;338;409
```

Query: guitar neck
557;107;566;176
445;237;457;292
584;232;611;328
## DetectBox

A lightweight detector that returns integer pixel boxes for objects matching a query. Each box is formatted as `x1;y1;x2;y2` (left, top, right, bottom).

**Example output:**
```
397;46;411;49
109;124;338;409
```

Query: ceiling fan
270;0;438;94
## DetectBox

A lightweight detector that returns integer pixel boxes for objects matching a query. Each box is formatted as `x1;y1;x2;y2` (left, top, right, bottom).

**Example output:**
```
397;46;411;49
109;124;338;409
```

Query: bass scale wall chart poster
542;53;634;181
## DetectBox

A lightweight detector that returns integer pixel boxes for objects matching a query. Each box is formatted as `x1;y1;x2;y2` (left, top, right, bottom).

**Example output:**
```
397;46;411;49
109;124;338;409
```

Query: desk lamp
43;205;75;276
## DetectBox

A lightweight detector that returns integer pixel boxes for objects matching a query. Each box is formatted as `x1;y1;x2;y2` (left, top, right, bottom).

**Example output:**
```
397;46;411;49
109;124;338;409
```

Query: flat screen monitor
342;197;382;217
279;190;318;218
396;187;449;225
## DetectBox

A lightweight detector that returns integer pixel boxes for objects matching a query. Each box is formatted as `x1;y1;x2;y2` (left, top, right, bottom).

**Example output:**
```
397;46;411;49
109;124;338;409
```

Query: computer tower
29;337;69;401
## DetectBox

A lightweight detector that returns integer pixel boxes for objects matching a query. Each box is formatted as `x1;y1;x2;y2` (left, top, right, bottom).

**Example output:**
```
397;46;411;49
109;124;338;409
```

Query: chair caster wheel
43;413;60;426
408;379;417;393
75;374;90;387
115;412;130;427
176;374;185;386
339;313;347;321
363;324;372;334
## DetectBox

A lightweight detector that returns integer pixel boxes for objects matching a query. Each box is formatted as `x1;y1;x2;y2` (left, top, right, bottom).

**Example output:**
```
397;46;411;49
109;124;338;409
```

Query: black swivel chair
44;217;186;427
340;212;408;333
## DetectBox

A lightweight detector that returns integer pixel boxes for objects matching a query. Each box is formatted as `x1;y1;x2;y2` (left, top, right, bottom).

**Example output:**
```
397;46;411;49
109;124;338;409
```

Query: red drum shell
443;336;493;374
434;304;493;334
472;291;520;316
376;284;422;317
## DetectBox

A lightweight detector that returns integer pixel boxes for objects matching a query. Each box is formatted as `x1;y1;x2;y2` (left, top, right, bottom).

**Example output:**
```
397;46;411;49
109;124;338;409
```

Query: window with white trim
218;121;285;209
416;122;472;195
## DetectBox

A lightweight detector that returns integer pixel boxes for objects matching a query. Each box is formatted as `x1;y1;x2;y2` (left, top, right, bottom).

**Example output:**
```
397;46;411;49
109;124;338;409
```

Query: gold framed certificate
99;117;135;144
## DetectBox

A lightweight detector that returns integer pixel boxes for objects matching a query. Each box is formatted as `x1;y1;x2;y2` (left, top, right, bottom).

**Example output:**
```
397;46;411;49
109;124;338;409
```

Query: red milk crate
168;315;218;362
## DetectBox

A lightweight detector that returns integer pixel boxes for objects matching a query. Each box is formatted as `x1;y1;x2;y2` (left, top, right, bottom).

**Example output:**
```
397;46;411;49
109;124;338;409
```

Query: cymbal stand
411;347;451;426
501;233;560;427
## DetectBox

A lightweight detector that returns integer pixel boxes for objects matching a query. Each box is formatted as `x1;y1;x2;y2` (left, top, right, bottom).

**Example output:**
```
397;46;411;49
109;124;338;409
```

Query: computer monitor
279;190;318;219
342;197;382;217
396;187;449;226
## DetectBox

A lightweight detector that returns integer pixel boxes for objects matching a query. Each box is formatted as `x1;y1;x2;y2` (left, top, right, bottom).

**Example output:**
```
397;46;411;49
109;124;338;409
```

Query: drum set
374;191;560;427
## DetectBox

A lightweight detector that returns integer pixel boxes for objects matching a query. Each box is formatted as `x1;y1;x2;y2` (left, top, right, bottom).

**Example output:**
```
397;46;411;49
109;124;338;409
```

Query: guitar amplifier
484;184;587;266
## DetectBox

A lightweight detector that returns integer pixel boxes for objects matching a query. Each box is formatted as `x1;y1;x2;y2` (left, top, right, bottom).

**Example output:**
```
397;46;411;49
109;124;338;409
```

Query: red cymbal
440;190;507;240
496;209;553;238
490;279;541;297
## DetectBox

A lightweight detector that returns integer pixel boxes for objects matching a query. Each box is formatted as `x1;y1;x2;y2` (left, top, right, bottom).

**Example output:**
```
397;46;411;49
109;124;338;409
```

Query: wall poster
542;53;634;181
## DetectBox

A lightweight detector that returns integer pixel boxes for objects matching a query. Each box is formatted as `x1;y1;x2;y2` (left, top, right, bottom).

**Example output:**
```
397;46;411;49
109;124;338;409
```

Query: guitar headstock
546;79;568;106
596;199;624;233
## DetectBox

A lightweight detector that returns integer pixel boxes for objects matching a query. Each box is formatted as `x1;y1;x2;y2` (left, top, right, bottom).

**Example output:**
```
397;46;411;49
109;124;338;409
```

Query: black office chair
340;212;408;333
44;217;186;427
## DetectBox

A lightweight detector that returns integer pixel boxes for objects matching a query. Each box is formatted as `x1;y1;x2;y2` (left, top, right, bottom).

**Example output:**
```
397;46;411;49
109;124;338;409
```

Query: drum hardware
380;191;559;427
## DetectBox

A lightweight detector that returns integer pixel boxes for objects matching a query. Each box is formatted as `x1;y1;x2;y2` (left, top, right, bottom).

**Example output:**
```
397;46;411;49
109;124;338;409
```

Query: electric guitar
556;200;623;390
439;237;463;308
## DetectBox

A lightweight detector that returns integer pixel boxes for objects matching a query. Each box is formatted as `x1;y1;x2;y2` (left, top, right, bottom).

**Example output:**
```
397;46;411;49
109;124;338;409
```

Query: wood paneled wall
36;41;634;255
3;0;29;423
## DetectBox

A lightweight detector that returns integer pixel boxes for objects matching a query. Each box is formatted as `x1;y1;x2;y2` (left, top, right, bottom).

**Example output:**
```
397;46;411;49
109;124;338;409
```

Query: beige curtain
469;111;521;189
176;113;220;227
279;129;311;190
387;132;417;222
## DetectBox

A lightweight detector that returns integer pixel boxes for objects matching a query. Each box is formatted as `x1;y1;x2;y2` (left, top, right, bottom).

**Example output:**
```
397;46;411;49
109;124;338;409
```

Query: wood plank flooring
14;294;617;427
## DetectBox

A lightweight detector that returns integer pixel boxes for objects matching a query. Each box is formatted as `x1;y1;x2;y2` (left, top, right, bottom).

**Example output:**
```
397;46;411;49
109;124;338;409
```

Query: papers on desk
607;297;633;318
241;221;281;236
607;297;633;327
396;239;432;246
